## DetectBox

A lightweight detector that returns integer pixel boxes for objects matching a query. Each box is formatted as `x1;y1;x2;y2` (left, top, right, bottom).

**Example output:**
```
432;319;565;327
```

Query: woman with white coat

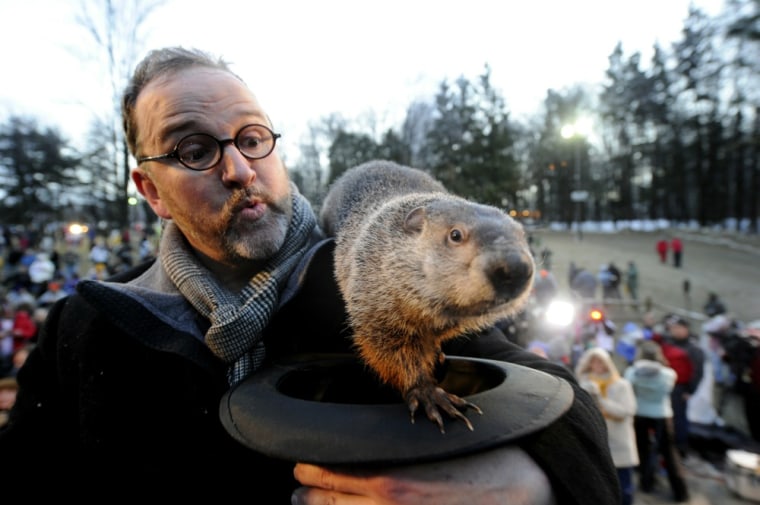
576;346;639;505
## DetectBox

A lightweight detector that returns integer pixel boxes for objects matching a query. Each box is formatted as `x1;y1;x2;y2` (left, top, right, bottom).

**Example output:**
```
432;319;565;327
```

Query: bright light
67;223;89;236
561;117;593;139
545;300;576;327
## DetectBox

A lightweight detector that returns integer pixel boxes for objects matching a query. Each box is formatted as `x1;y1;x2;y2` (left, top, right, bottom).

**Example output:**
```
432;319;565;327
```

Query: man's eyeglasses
136;124;281;171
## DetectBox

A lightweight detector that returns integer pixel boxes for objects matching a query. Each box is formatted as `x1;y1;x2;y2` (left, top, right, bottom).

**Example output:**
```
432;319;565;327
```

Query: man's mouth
238;199;267;220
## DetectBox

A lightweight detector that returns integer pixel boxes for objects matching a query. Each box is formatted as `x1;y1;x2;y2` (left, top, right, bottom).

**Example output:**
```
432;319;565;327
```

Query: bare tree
75;0;164;231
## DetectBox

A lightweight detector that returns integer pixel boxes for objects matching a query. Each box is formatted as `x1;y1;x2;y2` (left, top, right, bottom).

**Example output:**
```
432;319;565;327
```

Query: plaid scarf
161;188;316;385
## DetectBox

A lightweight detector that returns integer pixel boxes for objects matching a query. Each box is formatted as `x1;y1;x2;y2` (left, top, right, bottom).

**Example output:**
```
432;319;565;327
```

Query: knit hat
667;315;690;328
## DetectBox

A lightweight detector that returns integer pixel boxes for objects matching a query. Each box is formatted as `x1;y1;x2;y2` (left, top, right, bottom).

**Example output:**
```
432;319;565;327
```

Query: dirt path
530;228;760;325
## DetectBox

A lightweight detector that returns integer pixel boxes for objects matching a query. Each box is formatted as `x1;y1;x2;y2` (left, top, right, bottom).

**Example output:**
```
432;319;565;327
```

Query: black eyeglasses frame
136;123;281;171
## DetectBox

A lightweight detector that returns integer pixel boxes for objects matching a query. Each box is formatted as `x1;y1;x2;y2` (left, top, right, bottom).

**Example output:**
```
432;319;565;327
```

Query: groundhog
319;160;535;432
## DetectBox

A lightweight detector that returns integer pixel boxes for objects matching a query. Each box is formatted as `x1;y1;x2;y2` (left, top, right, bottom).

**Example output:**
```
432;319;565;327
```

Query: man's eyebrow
159;118;207;138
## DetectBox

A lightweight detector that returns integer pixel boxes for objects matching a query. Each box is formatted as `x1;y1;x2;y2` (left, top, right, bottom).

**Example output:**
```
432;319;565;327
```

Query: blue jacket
624;359;677;418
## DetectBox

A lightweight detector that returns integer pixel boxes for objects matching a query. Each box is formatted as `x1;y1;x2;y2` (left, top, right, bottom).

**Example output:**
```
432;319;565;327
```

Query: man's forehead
135;67;265;145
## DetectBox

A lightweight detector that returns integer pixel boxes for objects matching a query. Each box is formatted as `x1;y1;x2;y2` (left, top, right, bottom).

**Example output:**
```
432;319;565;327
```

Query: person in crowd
87;236;111;276
683;278;692;309
109;235;135;275
0;46;619;503
0;376;18;428
7;344;32;378
138;232;156;262
703;291;727;318
0;301;14;376
4;284;36;312
607;262;623;300
702;314;737;411
625;260;639;306
717;319;760;441
539;246;552;271
576;346;639;505
656;236;669;264
740;321;760;441
569;262;598;301
2;260;31;295
532;268;558;307
599;263;622;301
36;279;67;308
9;302;36;354
641;311;660;340
671;236;683;268
624;340;690;502
59;243;81;281
27;251;56;297
655;316;705;458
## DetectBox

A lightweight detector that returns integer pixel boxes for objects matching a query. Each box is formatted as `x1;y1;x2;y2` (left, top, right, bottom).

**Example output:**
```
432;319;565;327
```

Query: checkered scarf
161;188;316;385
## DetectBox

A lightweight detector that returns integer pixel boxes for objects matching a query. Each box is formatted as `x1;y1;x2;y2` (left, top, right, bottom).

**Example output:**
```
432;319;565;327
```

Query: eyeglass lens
177;125;276;170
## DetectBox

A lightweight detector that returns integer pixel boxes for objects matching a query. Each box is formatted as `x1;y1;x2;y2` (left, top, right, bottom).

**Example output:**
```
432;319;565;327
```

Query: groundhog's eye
449;228;464;243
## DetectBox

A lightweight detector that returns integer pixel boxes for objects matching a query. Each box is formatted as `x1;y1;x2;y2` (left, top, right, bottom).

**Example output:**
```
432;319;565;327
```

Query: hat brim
219;354;574;465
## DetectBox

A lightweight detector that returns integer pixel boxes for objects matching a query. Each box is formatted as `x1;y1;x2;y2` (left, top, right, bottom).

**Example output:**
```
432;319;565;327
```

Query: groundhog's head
405;195;535;323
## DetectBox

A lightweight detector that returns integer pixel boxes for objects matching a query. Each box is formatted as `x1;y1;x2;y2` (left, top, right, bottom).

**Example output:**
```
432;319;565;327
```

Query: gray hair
637;340;667;364
121;47;240;157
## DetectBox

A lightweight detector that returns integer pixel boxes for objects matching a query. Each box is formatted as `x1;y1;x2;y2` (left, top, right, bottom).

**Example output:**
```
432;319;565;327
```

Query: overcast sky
0;0;725;160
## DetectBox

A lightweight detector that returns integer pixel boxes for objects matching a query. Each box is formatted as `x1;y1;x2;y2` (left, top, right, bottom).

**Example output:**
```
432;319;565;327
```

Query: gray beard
227;211;290;261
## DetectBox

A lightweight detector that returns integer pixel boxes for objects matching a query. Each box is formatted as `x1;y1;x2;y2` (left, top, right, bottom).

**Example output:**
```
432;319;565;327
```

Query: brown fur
319;160;535;429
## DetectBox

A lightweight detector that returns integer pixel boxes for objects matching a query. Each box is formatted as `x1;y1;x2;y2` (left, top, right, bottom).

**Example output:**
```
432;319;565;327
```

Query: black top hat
219;354;574;465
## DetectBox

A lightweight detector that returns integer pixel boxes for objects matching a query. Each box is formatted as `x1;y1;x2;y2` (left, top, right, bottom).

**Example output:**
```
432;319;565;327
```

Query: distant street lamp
561;119;591;239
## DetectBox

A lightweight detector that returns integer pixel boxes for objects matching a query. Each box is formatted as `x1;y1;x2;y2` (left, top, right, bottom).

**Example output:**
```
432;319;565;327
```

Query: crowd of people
574;293;760;504
567;259;641;306
523;240;757;504
0;224;159;422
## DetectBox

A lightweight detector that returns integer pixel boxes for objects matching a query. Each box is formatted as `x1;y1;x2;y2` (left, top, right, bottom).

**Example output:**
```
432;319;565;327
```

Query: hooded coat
624;356;676;419
576;347;639;468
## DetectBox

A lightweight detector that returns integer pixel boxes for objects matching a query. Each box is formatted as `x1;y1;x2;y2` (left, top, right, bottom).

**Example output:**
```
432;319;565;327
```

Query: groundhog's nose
489;252;534;300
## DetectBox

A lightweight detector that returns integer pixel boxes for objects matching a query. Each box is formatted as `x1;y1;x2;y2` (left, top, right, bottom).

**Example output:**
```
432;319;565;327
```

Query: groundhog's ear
403;207;426;233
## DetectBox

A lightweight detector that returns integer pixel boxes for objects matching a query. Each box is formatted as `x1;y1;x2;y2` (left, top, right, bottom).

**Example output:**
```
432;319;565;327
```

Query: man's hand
291;445;555;505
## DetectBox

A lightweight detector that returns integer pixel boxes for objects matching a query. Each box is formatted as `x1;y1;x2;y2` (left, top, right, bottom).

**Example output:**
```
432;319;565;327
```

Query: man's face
130;67;292;268
0;387;16;410
670;323;690;338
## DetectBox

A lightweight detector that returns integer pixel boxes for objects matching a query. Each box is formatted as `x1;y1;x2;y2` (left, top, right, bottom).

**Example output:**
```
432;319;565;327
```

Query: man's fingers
291;486;375;505
294;463;368;494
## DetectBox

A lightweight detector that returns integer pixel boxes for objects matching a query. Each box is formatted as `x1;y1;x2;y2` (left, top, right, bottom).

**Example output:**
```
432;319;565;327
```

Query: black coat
0;239;619;503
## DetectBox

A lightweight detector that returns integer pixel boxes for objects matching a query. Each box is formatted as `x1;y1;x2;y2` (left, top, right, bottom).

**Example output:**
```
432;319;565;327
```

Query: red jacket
11;310;37;351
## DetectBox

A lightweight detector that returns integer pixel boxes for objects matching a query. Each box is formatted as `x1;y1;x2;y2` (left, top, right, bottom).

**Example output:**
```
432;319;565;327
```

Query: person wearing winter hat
576;347;639;505
662;316;705;457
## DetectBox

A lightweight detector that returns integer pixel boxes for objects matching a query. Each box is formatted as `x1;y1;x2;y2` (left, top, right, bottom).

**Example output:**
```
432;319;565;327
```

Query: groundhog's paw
406;385;482;434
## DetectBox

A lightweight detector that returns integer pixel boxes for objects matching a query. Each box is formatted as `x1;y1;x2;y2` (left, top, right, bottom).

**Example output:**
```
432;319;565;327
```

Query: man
0;47;618;503
569;262;598;300
660;316;705;457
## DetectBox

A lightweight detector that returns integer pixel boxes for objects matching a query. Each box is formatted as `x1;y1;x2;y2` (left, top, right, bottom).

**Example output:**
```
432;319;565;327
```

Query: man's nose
219;142;255;186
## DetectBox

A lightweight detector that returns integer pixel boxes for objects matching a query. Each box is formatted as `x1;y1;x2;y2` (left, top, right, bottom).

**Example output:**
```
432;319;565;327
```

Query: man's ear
131;169;171;220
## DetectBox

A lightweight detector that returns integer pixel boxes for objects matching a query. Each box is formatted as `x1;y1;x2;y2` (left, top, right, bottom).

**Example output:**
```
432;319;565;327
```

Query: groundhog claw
406;385;482;434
